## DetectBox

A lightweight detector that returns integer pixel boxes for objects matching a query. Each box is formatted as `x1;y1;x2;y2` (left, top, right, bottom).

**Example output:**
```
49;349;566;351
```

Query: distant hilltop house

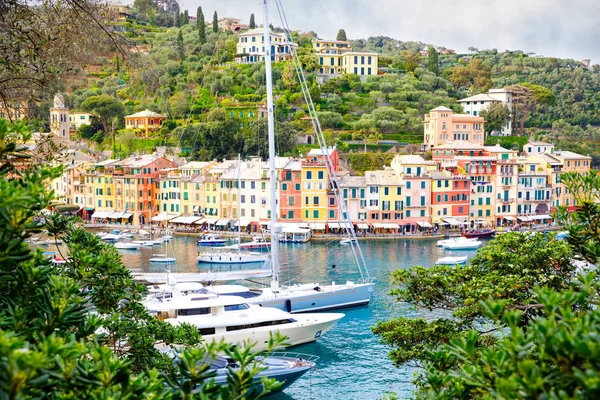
50;93;71;142
235;28;295;64
218;17;248;32
312;39;378;82
422;106;485;151
124;109;167;137
69;112;93;134
457;88;513;136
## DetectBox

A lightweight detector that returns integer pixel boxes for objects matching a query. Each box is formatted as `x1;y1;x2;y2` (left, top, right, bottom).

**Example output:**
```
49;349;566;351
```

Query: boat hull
252;282;375;313
463;231;495;239
196;253;268;264
197;241;227;247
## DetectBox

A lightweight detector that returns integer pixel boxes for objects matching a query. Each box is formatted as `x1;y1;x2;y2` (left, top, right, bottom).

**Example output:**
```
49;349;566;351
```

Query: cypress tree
183;10;189;25
336;29;347;41
249;13;255;29
197;6;206;44
427;46;439;75
212;11;218;33
175;10;181;28
177;29;184;60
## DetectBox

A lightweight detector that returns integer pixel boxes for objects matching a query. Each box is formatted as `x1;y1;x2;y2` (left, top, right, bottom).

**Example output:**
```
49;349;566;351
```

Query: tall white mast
264;0;280;292
236;154;241;252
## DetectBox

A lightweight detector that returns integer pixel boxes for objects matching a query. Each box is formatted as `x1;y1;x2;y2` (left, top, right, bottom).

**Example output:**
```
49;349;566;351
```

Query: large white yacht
145;280;343;351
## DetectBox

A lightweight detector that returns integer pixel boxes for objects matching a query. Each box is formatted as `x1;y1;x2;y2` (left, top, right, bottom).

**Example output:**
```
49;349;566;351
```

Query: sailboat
149;235;176;263
196;156;269;265
205;0;374;313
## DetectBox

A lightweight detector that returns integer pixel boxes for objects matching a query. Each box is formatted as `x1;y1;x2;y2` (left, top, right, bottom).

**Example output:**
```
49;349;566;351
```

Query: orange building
124;110;167;137
423;106;485;151
279;159;302;222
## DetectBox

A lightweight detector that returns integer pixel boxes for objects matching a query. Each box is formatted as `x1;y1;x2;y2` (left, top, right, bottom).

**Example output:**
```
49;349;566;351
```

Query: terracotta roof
125;109;166;119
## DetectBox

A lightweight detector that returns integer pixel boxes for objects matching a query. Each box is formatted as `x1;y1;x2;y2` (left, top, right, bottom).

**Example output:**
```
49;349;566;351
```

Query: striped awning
170;215;202;224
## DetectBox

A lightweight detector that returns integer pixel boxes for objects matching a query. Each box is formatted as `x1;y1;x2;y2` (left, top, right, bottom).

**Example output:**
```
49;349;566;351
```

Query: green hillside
51;5;600;165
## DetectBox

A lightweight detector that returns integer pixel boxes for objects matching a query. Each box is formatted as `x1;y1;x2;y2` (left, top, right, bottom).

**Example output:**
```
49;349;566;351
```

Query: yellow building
235;28;294;64
0;100;29;121
313;39;378;78
364;170;404;231
301;152;329;223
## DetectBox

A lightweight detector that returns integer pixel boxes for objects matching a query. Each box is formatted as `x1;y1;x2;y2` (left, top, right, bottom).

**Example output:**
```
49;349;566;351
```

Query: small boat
436;236;476;247
444;239;482;250
435;256;468;265
197;234;227;247
132;240;162;246
149;254;177;263
160;349;315;394
101;234;121;242
238;236;271;251
340;238;357;245
463;230;495;239
196;251;268;264
556;231;569;239
114;242;141;250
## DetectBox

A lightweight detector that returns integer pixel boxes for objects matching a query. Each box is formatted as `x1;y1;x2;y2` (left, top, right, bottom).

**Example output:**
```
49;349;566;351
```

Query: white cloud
181;0;599;62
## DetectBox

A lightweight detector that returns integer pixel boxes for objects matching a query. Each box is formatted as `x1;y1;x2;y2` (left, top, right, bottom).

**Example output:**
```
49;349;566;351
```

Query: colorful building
423;106;485;151
235;28;294;64
312;39;379;79
429;170;470;227
280;159;303;222
124;109;167;137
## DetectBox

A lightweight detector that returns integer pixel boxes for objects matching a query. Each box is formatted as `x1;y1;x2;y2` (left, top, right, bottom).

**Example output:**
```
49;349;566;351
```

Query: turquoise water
115;237;479;399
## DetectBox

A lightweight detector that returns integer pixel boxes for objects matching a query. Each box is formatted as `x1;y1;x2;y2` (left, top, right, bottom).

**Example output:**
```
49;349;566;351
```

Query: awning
215;219;230;226
503;216;516;221
532;214;551;220
299;222;309;228
517;216;531;222
309;222;326;230
91;210;114;219
170;215;202;224
328;222;341;229
121;211;133;219
193;206;200;213
151;213;179;222
196;217;219;225
442;218;461;226
373;223;399;229
357;223;370;230
417;221;433;228
108;211;132;219
235;218;252;227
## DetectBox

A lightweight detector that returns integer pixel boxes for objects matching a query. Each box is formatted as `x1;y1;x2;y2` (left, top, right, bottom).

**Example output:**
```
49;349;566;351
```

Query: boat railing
264;351;320;363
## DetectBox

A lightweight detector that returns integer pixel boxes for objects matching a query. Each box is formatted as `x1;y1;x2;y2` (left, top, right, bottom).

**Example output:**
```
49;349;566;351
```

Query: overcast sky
178;0;599;62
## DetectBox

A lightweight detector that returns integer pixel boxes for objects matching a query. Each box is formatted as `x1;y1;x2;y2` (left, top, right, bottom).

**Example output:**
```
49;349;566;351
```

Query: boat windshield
224;303;250;311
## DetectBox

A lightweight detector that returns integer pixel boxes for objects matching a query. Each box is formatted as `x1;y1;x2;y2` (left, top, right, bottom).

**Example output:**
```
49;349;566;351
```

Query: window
396;187;401;195
313;210;319;219
406;182;411;189
329;197;335;206
384;187;389;195
282;183;288;191
329;210;335;219
318;171;324;179
306;171;312;179
313;196;319;205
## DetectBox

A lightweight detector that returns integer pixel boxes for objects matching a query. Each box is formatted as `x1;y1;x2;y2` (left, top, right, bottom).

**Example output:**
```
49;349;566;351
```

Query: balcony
302;159;328;167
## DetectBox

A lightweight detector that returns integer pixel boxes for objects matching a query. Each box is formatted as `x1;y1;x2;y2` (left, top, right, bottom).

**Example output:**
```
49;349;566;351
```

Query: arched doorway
307;135;313;145
535;203;549;214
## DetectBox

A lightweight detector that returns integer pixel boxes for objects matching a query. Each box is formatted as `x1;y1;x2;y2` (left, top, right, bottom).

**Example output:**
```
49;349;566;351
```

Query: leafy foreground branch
0;119;283;398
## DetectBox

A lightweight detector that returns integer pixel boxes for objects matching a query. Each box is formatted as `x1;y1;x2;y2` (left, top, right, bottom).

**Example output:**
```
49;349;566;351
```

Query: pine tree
427;46;439;75
249;13;255;29
197;6;206;44
212;11;218;33
177;30;185;60
175;10;181;28
336;29;347;41
183;10;189;25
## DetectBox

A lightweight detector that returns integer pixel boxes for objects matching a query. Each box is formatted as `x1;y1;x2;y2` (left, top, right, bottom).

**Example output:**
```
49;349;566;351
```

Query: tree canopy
336;29;347;41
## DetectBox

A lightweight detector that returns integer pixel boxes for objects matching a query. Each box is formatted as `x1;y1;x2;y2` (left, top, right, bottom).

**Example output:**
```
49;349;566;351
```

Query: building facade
423;106;485;150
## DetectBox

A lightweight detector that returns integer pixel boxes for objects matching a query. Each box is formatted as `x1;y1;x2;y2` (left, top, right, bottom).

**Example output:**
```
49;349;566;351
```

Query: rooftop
125;109;167;119
433;141;485;150
430;106;452;112
553;150;591;160
457;93;501;103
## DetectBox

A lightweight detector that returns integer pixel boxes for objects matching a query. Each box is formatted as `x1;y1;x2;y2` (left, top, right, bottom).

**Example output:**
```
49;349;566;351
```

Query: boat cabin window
177;307;210;316
198;327;216;335
225;319;296;332
224;303;250;311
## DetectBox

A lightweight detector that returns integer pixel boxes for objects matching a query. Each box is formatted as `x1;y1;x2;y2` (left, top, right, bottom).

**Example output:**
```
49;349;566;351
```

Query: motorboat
340;238;357;245
279;227;311;243
101;233;121;242
239;235;271;251
463;230;495;239
443;239;482;250
196;251;269;264
436;236;476;248
435;256;468;265
556;231;569;239
161;349;315;394
114;242;141;250
132;239;162;246
197;234;227;247
147;292;343;352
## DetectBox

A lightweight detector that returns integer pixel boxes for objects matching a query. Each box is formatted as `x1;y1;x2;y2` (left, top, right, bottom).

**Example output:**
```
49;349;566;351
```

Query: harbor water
114;236;478;399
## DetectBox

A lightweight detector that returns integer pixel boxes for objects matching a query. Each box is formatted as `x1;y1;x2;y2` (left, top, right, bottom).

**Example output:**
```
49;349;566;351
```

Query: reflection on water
38;235;478;399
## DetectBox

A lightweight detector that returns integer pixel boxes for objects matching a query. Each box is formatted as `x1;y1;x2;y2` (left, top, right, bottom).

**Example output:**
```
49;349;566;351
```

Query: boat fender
314;285;321;292
285;299;292;312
